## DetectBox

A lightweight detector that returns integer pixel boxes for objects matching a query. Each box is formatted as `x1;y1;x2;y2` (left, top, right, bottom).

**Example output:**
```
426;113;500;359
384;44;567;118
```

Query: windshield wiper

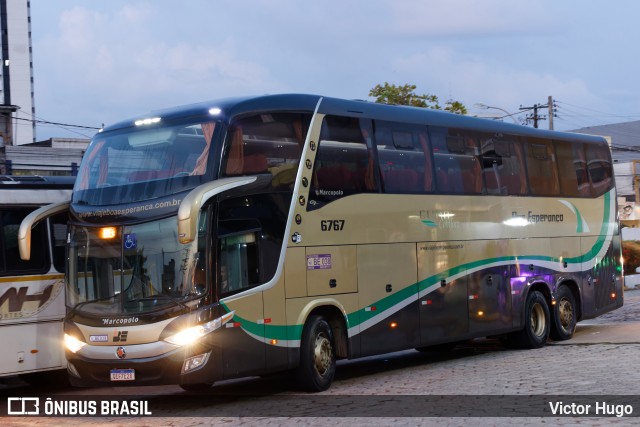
73;294;118;311
127;293;189;310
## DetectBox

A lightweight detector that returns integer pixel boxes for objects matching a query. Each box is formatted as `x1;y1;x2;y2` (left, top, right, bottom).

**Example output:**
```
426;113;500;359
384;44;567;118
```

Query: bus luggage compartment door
306;246;357;296
417;241;469;345
357;243;419;356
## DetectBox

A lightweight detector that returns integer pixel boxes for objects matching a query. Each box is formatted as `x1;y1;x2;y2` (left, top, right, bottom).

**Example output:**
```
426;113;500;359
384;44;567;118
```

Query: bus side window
480;134;527;196
555;140;592;197
50;212;68;273
0;209;48;275
374;121;433;194
429;127;482;194
525;138;560;196
0;212;4;273
222;113;311;188
218;231;259;296
586;141;613;197
309;115;377;209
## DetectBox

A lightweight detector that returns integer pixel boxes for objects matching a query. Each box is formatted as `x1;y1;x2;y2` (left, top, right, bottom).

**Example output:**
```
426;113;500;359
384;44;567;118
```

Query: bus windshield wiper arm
74;294;118;311
128;293;189;310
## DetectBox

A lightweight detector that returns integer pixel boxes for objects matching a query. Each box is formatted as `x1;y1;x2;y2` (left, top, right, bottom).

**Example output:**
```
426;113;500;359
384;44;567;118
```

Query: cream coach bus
19;94;623;391
1;175;74;380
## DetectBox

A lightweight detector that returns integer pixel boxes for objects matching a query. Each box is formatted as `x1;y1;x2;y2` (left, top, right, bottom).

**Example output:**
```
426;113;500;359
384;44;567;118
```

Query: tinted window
217;194;289;297
0;208;48;275
586;141;613;197
309;116;377;209
480;134;527;196
375;121;433;194
524;138;560;196
73;121;217;206
222;113;311;189
50;212;68;273
555;140;592;197
429;127;483;194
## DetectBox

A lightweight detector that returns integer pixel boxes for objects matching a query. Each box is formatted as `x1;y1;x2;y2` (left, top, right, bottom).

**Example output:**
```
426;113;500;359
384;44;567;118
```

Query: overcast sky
28;0;640;140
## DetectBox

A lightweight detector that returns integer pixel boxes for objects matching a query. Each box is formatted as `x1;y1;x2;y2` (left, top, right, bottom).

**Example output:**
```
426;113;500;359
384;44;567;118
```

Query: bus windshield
66;216;206;315
73;121;216;206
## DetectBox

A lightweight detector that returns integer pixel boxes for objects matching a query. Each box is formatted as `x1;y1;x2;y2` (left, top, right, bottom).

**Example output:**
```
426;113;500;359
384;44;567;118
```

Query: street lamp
474;103;519;124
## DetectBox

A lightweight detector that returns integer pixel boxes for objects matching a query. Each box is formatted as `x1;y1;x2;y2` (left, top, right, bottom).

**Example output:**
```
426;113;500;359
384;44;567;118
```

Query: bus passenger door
357;243;419;356
216;227;266;379
417;242;469;345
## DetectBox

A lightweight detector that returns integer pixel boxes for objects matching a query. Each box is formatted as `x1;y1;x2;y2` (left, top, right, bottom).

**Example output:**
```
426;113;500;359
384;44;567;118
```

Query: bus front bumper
65;344;219;387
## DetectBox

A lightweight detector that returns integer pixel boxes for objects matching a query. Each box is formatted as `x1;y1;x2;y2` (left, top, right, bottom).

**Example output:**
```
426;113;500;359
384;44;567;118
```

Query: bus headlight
164;311;235;347
64;333;87;353
165;324;210;346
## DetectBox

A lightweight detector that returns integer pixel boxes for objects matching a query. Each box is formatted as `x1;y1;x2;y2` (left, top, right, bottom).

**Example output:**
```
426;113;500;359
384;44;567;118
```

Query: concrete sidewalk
550;288;640;345
550;322;640;345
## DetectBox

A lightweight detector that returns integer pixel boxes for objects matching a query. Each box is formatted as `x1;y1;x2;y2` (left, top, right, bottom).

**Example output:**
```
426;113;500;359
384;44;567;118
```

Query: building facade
0;0;35;147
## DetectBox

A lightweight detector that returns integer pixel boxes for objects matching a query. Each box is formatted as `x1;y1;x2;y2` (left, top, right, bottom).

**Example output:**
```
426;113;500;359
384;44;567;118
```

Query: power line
556;101;640;120
11;110;101;139
12;115;100;130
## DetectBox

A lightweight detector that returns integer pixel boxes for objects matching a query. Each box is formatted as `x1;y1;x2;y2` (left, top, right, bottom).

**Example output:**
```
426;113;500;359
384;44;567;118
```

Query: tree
369;82;467;115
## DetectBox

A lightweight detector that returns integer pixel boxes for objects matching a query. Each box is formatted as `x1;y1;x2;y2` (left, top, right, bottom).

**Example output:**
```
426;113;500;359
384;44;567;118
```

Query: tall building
0;0;35;147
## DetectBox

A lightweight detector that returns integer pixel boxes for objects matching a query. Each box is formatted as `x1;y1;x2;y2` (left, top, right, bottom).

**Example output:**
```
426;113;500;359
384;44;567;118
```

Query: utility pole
548;96;554;130
520;97;556;129
520;104;544;128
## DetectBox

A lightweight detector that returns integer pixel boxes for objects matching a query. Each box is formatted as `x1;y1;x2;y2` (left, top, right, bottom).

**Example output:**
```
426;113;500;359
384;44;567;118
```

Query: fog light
182;352;210;373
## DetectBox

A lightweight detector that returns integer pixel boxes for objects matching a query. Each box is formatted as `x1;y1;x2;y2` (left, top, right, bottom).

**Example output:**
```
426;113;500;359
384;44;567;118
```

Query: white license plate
110;369;135;381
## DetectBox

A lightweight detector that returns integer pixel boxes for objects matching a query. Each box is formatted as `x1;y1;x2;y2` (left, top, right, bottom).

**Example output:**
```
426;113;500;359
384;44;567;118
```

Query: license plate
110;368;135;381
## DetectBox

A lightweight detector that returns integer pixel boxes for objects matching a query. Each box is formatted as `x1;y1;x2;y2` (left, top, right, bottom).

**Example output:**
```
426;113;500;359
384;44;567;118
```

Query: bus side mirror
177;177;257;244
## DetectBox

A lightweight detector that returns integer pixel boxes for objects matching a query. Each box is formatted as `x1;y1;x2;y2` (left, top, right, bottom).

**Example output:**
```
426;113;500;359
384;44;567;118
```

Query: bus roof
101;94;607;145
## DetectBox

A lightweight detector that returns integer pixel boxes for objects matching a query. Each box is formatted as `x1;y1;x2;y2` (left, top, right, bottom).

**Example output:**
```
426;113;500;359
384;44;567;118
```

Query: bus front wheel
550;285;577;341
296;315;336;392
509;290;550;349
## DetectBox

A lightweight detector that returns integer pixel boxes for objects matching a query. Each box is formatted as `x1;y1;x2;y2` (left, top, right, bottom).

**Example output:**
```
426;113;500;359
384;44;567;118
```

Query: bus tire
550;285;577;341
296;315;336;392
511;290;550;349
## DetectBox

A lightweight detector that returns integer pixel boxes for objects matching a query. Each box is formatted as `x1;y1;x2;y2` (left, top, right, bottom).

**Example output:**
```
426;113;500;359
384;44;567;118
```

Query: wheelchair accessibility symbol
124;234;137;250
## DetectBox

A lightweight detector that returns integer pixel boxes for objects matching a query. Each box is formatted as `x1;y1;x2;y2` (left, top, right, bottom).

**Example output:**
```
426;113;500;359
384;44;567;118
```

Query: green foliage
622;240;640;275
369;82;468;115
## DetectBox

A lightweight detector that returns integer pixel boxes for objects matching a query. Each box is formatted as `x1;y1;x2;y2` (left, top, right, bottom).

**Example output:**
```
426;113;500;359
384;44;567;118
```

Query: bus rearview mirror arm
18;200;71;261
177;176;258;244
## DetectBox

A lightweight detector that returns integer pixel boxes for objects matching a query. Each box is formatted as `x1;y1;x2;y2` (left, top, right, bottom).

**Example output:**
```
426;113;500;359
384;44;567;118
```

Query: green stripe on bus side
217;306;303;341
226;189;615;343
564;189;611;264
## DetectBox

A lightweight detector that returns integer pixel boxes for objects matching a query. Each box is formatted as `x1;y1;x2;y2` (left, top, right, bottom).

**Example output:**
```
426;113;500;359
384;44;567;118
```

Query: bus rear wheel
550;285;577;341
508;290;550;349
296;315;336;392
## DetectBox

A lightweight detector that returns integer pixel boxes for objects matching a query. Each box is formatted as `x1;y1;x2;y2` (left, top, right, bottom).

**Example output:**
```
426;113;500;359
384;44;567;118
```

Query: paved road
2;290;640;426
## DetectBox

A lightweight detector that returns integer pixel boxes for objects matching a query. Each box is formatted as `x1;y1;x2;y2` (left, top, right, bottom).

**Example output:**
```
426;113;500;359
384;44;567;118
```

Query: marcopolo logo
102;317;139;326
